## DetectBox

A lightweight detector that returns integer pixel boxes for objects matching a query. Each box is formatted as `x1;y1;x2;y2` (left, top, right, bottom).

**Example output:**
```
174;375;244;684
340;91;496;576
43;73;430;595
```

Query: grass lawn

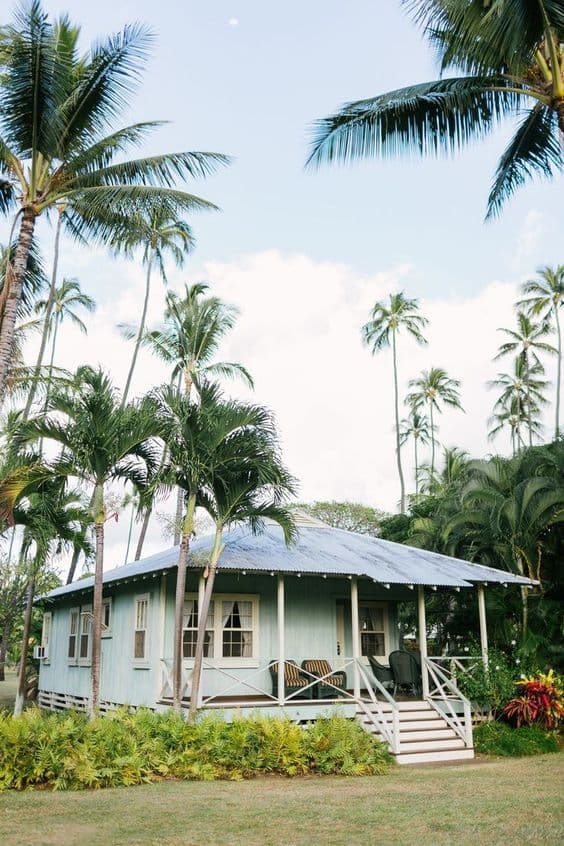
0;754;562;846
0;670;16;711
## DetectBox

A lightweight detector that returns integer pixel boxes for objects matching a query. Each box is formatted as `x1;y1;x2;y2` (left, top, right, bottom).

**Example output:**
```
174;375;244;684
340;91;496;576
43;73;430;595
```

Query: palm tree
488;354;549;450
120;209;194;404
518;265;564;438
17;366;162;716
399;409;432;494
418;446;470;497
0;3;230;400
188;430;297;721
34;278;96;410
488;395;543;454
495;312;556;446
406;368;464;477
130;283;253;555
307;1;564;219
362;292;428;511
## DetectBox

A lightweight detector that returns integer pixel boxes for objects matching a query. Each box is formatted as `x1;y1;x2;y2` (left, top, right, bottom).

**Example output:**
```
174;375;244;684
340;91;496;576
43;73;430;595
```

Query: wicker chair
301;659;347;699
268;660;312;699
388;650;422;697
368;655;394;691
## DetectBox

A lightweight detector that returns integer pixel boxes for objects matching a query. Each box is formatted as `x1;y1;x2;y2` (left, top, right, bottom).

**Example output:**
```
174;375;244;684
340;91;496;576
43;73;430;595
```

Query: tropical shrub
474;721;560;758
503;671;564;730
457;648;526;715
0;708;392;790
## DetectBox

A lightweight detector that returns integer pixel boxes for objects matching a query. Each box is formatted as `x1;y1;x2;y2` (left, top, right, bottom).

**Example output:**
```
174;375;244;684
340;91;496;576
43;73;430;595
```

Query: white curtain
222;601;236;628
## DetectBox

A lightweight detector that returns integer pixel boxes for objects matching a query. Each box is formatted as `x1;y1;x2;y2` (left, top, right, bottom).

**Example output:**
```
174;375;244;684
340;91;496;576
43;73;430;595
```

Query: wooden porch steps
356;699;474;766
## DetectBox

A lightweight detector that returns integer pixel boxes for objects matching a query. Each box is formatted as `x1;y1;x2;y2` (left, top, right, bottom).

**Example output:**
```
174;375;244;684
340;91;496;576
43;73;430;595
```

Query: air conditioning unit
33;645;47;660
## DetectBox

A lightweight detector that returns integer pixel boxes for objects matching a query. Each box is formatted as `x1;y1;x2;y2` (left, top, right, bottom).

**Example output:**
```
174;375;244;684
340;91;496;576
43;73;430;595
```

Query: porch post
477;584;489;670
277;574;285;705
417;585;429;699
197;574;205;707
350;577;361;699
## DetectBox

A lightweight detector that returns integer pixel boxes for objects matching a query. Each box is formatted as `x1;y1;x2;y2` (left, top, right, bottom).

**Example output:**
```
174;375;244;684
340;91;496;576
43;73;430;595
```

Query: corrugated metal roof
41;522;535;602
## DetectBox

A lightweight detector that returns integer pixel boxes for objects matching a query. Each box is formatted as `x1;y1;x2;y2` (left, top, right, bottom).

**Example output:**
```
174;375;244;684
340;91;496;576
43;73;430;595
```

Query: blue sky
38;0;563;298
6;1;562;561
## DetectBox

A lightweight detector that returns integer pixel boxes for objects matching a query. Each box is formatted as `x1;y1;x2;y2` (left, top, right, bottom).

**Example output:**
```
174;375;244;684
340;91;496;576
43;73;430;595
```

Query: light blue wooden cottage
37;514;534;764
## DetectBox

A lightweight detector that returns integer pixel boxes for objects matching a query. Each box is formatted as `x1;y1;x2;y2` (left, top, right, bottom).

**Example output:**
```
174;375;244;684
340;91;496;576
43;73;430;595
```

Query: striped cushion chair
301;660;347;699
268;660;312;699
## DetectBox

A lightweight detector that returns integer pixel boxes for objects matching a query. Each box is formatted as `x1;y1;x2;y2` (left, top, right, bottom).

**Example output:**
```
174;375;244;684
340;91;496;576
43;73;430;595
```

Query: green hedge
0;708;393;790
473;721;560;757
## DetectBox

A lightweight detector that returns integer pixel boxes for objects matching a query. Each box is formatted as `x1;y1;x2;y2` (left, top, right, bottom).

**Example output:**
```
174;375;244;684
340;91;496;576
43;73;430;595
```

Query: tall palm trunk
172;493;196;713
414;436;419;494
66;543;81;585
554;304;562;439
124;503;135;565
429;403;436;477
189;524;223;722
90;482;105;719
23;211;63;419
0;208;37;402
14;575;35;716
123;247;154;404
174;368;194;545
0;618;11;682
392;332;406;511
523;351;534;447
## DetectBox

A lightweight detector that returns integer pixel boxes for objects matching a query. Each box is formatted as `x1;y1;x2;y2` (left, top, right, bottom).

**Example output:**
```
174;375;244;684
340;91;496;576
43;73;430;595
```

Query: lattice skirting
38;689;148;714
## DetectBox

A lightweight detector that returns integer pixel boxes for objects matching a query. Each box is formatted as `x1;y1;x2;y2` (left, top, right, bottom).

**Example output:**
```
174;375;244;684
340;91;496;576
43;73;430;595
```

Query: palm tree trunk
134;507;151;561
172;493;196;713
0;208;37;402
14;576;35;716
66;544;81;585
525;352;533;447
554;304;562;439
414;437;419;494
429;403;436;477
124;502;135;565
392;332;406;512
122;248;154;405
520;586;529;640
174;369;194;545
0;617;12;682
90;482;105;719
189;524;223;723
23;211;63;419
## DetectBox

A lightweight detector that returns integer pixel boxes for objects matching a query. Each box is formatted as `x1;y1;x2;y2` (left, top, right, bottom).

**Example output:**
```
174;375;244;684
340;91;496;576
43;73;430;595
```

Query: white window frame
358;601;389;660
182;593;259;669
101;597;112;638
68;607;80;665
41;611;52;664
133;593;150;667
78;604;92;666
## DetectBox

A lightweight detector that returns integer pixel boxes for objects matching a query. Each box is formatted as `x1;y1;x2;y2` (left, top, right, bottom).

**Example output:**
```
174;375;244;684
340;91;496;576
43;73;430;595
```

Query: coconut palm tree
151;381;295;714
406;368;464;477
488;395;544;454
307;1;564;219
518;265;564;438
399;409;432;494
188;434;297;721
495;312;556;446
362;292;428;511
120;210;194;404
17;366;162;716
33;278;96;410
130;283;254;555
488;354;549;450
0;3;230;400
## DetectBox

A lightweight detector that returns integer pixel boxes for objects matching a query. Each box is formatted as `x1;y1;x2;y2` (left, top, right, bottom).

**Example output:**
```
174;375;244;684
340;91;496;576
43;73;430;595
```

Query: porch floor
158;690;422;709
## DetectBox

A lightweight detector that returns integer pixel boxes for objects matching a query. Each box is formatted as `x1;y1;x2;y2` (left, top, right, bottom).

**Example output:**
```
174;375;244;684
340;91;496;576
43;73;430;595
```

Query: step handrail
423;657;473;746
356;659;400;754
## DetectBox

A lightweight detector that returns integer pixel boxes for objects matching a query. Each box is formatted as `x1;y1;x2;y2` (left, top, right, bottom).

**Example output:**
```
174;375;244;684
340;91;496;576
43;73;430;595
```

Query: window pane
103;602;111;629
70;612;78;635
222;630;252;658
80;634;89;659
136;600;147;630
182;630;213;658
183;599;214;630
361;632;385;657
134;630;146;659
68;635;76;659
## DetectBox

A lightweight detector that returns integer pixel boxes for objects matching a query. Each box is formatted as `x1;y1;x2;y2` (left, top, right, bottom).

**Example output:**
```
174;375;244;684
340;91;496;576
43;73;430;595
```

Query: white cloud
511;209;545;270
22;249;553;573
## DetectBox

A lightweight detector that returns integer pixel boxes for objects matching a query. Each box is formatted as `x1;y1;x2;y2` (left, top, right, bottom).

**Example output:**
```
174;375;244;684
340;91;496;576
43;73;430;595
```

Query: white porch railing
424;656;473;747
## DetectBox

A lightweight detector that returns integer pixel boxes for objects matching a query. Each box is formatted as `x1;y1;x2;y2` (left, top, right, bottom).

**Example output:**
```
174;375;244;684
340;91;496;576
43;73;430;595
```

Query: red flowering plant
503;670;564;730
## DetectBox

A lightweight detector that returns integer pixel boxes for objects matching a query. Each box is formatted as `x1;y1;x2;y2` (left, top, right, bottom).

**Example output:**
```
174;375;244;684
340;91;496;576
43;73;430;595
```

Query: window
182;599;214;658
78;605;92;665
222;600;253;658
41;612;52;663
134;595;149;662
68;608;79;664
102;598;112;636
359;603;387;658
183;594;258;664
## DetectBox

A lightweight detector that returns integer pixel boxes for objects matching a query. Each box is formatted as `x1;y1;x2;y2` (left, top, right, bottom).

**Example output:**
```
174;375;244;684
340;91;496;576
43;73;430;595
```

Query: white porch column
197;574;205;707
350;577;361;699
417;585;429;699
477;584;489;670
277;574;285;705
